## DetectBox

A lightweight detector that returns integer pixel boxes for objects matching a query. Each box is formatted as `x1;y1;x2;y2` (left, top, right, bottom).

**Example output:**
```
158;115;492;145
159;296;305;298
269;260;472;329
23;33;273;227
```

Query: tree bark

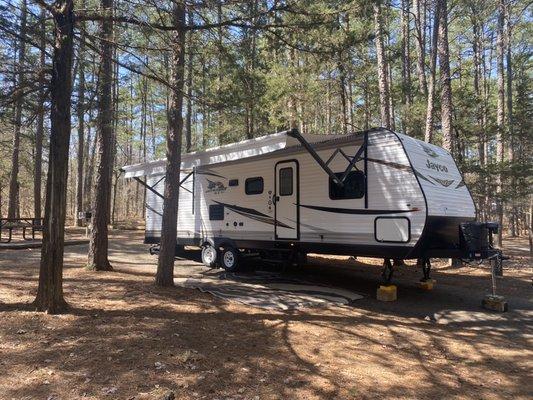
401;0;411;134
413;0;428;97
505;1;516;236
34;7;46;221
155;0;186;287
337;51;349;135
471;7;485;220
33;0;75;314
424;0;441;142
185;8;194;152
373;1;391;129
247;0;258;138
88;0;114;271
438;0;453;153
496;0;505;246
386;38;396;131
8;0;28;219
84;110;96;210
76;0;87;226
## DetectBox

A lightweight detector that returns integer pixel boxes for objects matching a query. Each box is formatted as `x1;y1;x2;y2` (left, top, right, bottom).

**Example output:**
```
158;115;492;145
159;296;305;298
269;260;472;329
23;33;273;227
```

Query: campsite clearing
0;230;531;400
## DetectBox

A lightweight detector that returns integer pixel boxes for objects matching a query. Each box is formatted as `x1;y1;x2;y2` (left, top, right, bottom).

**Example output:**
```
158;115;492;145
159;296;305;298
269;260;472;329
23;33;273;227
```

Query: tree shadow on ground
1;233;531;399
2;279;531;399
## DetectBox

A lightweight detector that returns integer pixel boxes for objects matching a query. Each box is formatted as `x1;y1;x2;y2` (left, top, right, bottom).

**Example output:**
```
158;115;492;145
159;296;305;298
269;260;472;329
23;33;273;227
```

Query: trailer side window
279;167;293;196
329;171;365;200
245;177;263;195
209;204;224;220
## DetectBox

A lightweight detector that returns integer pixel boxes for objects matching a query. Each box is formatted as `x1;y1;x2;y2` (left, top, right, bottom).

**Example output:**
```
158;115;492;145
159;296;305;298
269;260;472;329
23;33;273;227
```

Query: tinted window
245;177;263;195
209;204;224;220
279;167;293;196
329;171;365;200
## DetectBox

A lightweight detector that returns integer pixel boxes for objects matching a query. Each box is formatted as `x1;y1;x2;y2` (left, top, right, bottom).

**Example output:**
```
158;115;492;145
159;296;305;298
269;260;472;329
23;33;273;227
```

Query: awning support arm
133;177;164;199
287;128;368;186
338;134;367;183
286;128;344;186
133;170;194;199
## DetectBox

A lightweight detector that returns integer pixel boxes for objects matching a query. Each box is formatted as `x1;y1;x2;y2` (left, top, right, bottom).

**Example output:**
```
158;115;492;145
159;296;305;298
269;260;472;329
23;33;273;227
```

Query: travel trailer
122;128;501;279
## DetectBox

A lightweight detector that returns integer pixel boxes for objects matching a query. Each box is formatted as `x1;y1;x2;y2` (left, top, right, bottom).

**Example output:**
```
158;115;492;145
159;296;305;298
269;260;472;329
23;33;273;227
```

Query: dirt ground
0;230;531;400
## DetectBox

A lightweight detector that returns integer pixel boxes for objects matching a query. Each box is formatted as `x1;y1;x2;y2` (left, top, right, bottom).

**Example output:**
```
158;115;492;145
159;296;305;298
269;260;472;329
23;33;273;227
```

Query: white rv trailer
123;127;499;275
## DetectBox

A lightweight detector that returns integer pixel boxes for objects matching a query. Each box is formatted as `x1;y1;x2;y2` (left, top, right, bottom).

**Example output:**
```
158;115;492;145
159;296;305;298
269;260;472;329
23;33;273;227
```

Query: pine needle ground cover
0;230;531;399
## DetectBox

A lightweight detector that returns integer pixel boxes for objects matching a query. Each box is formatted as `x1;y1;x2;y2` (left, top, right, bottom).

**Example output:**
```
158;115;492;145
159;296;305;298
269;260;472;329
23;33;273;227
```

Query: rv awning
122;130;345;178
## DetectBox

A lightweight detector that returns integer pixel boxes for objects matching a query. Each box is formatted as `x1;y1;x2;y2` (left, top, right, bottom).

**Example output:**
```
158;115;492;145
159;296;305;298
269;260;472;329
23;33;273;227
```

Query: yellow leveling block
482;295;508;312
377;285;397;302
418;279;436;291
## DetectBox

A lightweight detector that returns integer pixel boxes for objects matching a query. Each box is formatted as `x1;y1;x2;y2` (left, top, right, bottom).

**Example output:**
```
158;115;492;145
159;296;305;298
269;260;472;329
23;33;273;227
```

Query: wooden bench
0;218;44;243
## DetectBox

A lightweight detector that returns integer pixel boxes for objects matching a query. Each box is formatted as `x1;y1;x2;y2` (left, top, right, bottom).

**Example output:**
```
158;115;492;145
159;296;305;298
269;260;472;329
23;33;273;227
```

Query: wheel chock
482;295;508;312
377;285;397;302
418;279;436;291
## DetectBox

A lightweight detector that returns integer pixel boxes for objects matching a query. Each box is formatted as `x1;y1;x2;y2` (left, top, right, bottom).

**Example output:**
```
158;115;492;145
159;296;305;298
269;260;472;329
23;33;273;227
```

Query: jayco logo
426;159;448;172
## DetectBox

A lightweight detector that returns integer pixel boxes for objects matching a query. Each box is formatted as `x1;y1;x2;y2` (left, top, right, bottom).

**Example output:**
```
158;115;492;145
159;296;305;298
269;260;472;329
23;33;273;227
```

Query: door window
279;167;293;196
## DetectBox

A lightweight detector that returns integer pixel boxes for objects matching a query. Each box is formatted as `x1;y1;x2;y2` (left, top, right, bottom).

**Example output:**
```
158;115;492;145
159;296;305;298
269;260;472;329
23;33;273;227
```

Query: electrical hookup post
78;211;92;238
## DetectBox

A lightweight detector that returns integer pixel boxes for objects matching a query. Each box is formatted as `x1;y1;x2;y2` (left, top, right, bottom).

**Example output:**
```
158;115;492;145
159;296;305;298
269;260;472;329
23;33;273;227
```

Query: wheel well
202;237;236;250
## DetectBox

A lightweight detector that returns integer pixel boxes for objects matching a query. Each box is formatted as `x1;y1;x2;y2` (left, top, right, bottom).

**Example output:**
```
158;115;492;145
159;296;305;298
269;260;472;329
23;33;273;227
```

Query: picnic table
0;218;44;243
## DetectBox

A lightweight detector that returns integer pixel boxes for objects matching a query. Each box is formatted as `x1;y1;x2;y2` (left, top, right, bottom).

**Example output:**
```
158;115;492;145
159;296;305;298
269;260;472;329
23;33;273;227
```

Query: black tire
175;244;185;256
220;246;240;271
295;252;307;266
201;244;218;268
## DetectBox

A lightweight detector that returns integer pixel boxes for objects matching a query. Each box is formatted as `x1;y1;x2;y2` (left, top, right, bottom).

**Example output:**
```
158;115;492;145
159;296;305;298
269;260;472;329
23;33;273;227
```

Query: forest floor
0;229;531;400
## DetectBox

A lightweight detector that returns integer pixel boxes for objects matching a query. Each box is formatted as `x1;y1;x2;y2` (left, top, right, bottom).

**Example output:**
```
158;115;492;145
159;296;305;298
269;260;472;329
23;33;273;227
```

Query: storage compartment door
375;217;410;243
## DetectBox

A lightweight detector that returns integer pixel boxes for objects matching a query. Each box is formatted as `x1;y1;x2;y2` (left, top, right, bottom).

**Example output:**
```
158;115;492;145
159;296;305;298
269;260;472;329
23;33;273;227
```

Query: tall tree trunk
109;16;119;223
337;52;348;135
401;0;411;134
185;8;194;152
373;1;391;129
527;195;533;258
8;0;28;219
156;1;186;287
216;1;223;144
438;0;453;153
84;111;96;210
413;0;428;97
200;54;207;147
364;78;370;130
88;0;114;271
34;7;46;221
387;41;396;131
33;0;75;314
495;0;505;246
505;1;516;236
76;1;86;226
287;46;298;130
249;1;257;138
472;9;485;221
424;0;441;142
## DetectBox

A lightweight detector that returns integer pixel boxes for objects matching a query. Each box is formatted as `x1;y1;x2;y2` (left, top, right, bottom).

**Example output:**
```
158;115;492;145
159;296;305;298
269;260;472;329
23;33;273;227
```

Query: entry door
275;161;299;240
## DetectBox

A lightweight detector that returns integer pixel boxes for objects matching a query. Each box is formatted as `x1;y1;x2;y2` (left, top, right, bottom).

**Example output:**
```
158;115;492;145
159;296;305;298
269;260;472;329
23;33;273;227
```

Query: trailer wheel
175;244;185;256
295;252;307;266
220;246;240;271
201;244;218;268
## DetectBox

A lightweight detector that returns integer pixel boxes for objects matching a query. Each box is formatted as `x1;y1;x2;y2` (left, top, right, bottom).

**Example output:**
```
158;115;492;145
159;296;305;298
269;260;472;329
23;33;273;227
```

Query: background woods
0;0;531;250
